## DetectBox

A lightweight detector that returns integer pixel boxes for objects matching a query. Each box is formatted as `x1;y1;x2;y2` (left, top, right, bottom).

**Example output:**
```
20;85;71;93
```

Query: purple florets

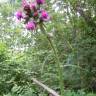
26;21;36;30
15;11;23;20
40;10;50;21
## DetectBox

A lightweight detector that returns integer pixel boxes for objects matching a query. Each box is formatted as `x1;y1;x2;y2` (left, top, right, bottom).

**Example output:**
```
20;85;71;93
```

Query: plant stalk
40;25;64;96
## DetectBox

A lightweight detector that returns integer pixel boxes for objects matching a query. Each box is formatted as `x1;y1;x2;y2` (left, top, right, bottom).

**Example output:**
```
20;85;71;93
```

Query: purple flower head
15;11;23;20
30;2;37;11
36;0;45;5
26;21;36;30
40;10;50;21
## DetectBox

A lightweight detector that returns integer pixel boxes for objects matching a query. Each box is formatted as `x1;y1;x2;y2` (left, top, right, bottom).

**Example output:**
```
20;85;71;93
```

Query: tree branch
32;78;60;96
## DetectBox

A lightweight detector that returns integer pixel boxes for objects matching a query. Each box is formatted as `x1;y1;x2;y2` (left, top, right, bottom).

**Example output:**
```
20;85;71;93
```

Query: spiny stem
40;25;65;96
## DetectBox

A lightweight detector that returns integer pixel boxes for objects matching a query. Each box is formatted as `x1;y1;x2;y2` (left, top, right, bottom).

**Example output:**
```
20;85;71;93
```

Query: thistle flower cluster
15;0;50;30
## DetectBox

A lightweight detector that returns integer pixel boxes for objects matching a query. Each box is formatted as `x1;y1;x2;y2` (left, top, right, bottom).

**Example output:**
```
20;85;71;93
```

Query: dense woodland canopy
0;0;96;96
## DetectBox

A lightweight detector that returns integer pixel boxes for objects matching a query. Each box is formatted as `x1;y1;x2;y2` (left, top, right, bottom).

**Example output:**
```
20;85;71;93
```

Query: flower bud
30;2;37;11
36;0;45;5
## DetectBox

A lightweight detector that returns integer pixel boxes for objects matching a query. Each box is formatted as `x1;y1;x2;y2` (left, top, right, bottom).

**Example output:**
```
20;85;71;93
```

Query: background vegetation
0;0;96;96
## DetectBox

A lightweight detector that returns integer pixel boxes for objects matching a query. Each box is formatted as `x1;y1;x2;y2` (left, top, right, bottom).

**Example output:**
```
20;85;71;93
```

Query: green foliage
0;42;7;62
0;0;96;96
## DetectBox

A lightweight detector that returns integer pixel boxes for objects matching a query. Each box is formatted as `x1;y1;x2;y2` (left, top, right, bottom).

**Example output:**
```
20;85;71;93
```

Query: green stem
40;25;64;96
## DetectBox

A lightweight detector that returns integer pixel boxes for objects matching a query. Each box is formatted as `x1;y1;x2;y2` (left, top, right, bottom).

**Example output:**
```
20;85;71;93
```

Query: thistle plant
15;0;64;95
